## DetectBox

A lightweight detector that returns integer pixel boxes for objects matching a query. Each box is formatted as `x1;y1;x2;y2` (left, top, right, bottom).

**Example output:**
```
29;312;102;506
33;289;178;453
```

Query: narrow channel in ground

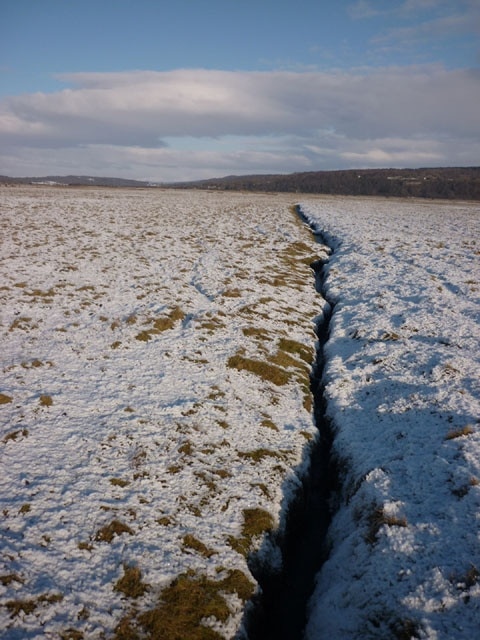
242;207;337;640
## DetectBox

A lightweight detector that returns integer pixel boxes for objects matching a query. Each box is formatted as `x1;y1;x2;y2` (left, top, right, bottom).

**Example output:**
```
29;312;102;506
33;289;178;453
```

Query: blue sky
1;0;479;180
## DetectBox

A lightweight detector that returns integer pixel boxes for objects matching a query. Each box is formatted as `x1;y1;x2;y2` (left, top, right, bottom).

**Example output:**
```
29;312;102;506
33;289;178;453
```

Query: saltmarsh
0;186;325;638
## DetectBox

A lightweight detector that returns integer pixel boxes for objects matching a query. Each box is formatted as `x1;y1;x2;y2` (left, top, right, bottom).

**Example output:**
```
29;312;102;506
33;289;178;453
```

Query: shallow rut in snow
242;207;337;640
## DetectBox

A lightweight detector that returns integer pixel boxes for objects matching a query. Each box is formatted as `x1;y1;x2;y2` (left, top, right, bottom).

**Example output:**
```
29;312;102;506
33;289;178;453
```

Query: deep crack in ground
243;207;337;640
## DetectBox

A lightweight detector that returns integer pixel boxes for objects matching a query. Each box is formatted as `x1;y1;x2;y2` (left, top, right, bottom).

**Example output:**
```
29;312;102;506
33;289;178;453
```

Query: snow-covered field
300;197;480;639
0;186;323;639
1;186;479;639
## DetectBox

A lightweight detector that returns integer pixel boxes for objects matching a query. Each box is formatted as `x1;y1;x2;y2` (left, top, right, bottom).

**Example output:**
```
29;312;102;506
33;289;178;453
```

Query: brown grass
445;425;474;440
0;393;13;404
114;564;149;598
182;534;217;558
365;507;408;544
227;353;291;386
94;519;134;543
39;394;53;407
133;569;254;640
228;507;275;556
6;593;63;618
278;337;314;363
110;477;130;488
3;428;28;443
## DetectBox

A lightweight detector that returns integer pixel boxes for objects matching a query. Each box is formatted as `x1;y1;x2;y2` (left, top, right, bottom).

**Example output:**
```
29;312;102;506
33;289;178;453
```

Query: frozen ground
300;197;480;639
0;186;323;639
1;186;479;639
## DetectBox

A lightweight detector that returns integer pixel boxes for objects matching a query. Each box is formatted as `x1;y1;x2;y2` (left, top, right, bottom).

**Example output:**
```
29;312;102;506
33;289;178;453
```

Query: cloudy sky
1;0;479;182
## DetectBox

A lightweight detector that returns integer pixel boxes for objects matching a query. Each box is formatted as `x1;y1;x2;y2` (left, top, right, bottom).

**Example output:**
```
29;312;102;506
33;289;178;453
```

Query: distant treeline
175;167;480;200
2;167;480;200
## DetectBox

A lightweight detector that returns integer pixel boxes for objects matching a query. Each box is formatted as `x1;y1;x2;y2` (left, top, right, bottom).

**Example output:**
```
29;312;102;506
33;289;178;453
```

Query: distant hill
171;167;480;200
0;175;152;188
1;167;480;199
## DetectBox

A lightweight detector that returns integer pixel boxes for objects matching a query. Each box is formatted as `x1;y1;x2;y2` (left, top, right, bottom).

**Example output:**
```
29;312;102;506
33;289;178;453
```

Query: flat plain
1;186;479;639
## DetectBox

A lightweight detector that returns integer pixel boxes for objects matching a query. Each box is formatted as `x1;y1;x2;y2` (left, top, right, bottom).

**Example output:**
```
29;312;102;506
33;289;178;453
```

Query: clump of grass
3;428;28;443
60;629;84;640
0;393;13;404
261;418;279;431
242;326;271;339
365;507;408;545
9;316;37;332
39;394;53;407
114;564;149;598
238;448;282;462
227;353;291;386
136;306;185;341
182;534;217;558
228;507;275;556
179;440;193;456
95;519;134;543
21;358;43;369
445;425;474;440
6;593;63;618
278;337;314;364
110;477;130;488
19;503;31;514
134;569;254;640
222;288;242;297
0;573;24;586
381;331;401;341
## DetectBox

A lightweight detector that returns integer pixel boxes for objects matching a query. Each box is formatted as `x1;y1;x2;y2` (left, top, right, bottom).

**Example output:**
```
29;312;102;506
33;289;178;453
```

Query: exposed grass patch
238;448;283;462
3;428;28;443
278;337;314;364
21;358;43;368
0;393;13;404
261;418;279;431
182;534;217;558
60;630;84;640
0;573;24;586
9;316;38;331
227;353;291;386
94;519;134;543
6;592;63;618
228;507;275;556
136;306;185;341
114;564;149;598
131;569;254;640
445;425;474;440
179;440;193;456
39;394;53;407
222;287;242;297
242;326;271;340
365;507;408;545
110;477;130;488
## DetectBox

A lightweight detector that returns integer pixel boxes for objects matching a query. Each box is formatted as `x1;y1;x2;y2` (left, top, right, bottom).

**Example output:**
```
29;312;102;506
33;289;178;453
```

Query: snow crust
0;186;323;638
300;197;480;639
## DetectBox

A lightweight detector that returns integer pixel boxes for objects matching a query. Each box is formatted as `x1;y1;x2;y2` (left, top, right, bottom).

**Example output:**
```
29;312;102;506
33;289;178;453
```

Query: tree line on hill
174;167;480;200
1;167;479;200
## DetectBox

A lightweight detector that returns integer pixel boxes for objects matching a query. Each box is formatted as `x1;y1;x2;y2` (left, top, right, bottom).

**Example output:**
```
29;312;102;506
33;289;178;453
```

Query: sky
1;0;479;182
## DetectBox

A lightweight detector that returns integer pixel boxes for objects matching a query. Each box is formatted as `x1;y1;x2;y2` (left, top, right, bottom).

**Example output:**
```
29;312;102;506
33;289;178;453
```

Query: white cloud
1;67;479;180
